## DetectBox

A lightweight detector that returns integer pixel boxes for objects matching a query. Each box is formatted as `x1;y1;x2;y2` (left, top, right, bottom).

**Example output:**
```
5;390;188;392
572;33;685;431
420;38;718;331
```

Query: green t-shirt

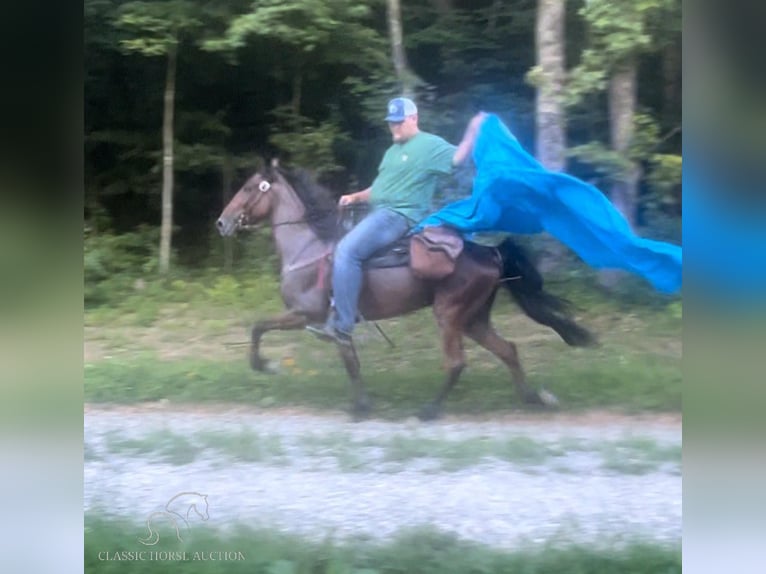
370;131;456;224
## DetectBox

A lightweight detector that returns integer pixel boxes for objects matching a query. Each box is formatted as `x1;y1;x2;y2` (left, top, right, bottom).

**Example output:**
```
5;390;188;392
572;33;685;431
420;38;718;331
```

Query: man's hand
467;111;488;134
453;112;489;166
338;188;371;207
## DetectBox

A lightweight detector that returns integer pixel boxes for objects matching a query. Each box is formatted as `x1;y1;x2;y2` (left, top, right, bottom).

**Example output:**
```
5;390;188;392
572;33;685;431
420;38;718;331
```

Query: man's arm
452;112;488;166
338;187;371;206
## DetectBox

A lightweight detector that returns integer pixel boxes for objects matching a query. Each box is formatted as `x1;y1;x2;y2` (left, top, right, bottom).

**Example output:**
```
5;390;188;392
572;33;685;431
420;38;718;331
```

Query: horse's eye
259;181;271;192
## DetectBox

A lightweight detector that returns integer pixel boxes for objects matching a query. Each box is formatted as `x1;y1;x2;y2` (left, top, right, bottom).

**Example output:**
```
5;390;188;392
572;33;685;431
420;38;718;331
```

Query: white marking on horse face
259;180;271;192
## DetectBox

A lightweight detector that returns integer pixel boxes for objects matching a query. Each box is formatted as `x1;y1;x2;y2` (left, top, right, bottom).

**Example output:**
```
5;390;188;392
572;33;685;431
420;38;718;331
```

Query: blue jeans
330;207;411;334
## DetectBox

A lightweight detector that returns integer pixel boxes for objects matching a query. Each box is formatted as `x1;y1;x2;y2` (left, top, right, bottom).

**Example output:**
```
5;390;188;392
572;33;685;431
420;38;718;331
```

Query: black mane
275;167;340;241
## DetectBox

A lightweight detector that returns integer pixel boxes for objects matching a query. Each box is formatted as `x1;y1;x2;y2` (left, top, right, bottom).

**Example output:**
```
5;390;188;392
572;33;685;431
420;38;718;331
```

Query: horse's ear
264;157;283;182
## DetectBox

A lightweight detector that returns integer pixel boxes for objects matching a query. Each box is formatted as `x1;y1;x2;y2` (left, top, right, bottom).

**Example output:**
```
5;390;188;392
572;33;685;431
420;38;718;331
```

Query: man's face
388;114;418;142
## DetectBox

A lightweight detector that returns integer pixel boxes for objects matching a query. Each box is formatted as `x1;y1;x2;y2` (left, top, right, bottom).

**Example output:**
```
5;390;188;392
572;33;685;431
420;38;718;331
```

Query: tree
531;0;567;171
565;0;680;227
387;0;417;96
115;1;204;273
206;0;390;173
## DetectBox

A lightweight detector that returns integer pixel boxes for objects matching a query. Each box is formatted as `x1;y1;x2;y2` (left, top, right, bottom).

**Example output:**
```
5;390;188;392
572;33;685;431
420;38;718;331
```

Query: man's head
385;97;419;142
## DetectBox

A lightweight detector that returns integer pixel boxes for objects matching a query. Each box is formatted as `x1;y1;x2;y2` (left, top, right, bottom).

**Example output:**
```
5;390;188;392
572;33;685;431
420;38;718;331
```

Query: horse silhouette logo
138;491;210;546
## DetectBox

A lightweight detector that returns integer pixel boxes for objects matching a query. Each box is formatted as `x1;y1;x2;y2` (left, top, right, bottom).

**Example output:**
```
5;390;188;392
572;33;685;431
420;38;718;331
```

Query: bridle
235;177;335;276
236;178;311;231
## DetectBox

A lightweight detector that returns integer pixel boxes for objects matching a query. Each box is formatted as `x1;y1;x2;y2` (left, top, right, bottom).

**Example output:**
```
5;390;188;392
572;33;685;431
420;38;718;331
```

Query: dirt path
85;404;681;550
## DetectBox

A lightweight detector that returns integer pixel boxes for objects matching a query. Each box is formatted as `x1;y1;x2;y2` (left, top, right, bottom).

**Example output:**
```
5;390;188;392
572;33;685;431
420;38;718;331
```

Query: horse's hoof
350;400;372;422
249;354;278;374
537;389;559;407
523;388;559;408
249;356;265;372
417;403;442;421
263;360;280;375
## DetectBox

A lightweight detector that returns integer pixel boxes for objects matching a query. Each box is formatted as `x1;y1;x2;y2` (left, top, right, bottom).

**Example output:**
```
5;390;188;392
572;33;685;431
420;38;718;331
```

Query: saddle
366;236;411;269
338;205;464;274
337;204;411;270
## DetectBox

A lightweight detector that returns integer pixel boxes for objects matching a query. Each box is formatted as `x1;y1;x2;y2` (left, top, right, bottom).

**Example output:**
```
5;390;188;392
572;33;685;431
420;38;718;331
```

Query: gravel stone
85;405;681;550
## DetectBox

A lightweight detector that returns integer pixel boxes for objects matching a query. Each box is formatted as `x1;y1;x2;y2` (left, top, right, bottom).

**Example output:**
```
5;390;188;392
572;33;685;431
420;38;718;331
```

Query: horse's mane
274;167;340;241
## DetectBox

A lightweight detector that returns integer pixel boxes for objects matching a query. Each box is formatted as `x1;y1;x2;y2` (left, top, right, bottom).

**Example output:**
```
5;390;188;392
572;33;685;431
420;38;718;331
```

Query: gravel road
84;404;681;550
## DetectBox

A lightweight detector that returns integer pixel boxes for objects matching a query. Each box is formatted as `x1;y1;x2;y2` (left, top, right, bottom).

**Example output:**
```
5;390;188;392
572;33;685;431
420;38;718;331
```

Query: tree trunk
608;59;641;228
599;58;640;289
662;40;681;129
159;42;177;274
535;0;566;171
534;0;567;273
292;66;303;116
387;0;414;97
222;153;234;272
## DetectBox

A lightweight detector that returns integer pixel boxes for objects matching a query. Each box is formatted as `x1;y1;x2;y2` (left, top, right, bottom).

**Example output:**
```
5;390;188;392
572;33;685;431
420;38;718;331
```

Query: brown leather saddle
337;204;411;269
337;205;467;273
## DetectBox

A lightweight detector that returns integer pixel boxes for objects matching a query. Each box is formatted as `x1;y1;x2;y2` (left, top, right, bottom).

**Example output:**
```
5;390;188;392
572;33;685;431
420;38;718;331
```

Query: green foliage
645;153;682;213
568;112;681;201
204;275;247;306
116;1;203;56
86;0;682;275
566;0;678;106
269;108;351;175
85;516;681;574
84;225;160;305
206;0;386;64
567;142;632;184
229;0;373;51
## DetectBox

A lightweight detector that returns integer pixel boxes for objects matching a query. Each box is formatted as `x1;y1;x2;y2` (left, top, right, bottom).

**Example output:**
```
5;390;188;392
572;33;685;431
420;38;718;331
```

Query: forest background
84;0;681;295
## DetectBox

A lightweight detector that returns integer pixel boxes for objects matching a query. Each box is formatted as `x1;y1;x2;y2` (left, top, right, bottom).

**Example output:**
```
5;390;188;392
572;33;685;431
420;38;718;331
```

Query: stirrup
305;324;352;346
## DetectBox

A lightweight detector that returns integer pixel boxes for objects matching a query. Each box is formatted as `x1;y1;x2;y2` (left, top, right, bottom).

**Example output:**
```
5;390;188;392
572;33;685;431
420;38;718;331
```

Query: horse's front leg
419;321;466;421
250;311;309;372
336;343;371;420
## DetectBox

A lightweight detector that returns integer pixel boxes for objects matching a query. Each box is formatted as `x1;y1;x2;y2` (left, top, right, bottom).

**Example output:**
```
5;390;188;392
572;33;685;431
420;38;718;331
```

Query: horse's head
216;166;283;236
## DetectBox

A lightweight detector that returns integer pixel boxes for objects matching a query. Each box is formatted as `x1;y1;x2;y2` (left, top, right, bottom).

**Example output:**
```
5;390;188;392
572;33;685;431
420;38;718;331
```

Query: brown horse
216;165;596;420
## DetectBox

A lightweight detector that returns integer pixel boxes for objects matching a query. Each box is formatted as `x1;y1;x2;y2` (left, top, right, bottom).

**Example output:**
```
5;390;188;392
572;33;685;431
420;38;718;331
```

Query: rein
236;177;337;279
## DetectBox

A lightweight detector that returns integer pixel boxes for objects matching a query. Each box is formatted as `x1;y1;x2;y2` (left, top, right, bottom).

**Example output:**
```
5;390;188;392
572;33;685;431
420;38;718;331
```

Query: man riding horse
306;97;488;346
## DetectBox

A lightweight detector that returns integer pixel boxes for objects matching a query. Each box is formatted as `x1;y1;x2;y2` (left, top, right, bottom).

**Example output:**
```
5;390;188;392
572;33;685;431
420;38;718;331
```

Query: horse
138;491;209;545
216;164;596;420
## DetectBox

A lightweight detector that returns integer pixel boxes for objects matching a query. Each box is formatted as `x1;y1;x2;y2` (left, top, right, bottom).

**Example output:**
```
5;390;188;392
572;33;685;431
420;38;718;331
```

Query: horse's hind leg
465;314;558;407
250;311;309;372
419;322;466;421
337;343;371;420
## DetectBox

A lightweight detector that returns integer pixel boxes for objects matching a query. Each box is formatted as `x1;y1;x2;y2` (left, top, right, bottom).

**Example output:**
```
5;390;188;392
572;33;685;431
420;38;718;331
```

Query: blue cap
384;97;418;122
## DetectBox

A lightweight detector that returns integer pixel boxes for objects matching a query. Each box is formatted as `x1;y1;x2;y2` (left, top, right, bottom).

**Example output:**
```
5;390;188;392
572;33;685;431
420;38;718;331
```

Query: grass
195;429;286;463
97;428;287;466
89;429;681;476
84;269;682;417
104;429;202;466
599;437;682;475
85;515;680;574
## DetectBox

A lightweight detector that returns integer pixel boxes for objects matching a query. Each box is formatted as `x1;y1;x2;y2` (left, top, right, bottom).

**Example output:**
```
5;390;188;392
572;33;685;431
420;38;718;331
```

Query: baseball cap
384;97;418;122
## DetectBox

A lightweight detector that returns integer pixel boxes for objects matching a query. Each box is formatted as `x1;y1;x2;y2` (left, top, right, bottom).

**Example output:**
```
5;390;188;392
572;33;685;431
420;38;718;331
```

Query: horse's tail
496;238;597;348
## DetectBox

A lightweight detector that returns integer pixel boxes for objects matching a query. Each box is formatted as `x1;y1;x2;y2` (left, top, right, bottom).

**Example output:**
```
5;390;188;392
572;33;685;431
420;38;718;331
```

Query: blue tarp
415;114;682;293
